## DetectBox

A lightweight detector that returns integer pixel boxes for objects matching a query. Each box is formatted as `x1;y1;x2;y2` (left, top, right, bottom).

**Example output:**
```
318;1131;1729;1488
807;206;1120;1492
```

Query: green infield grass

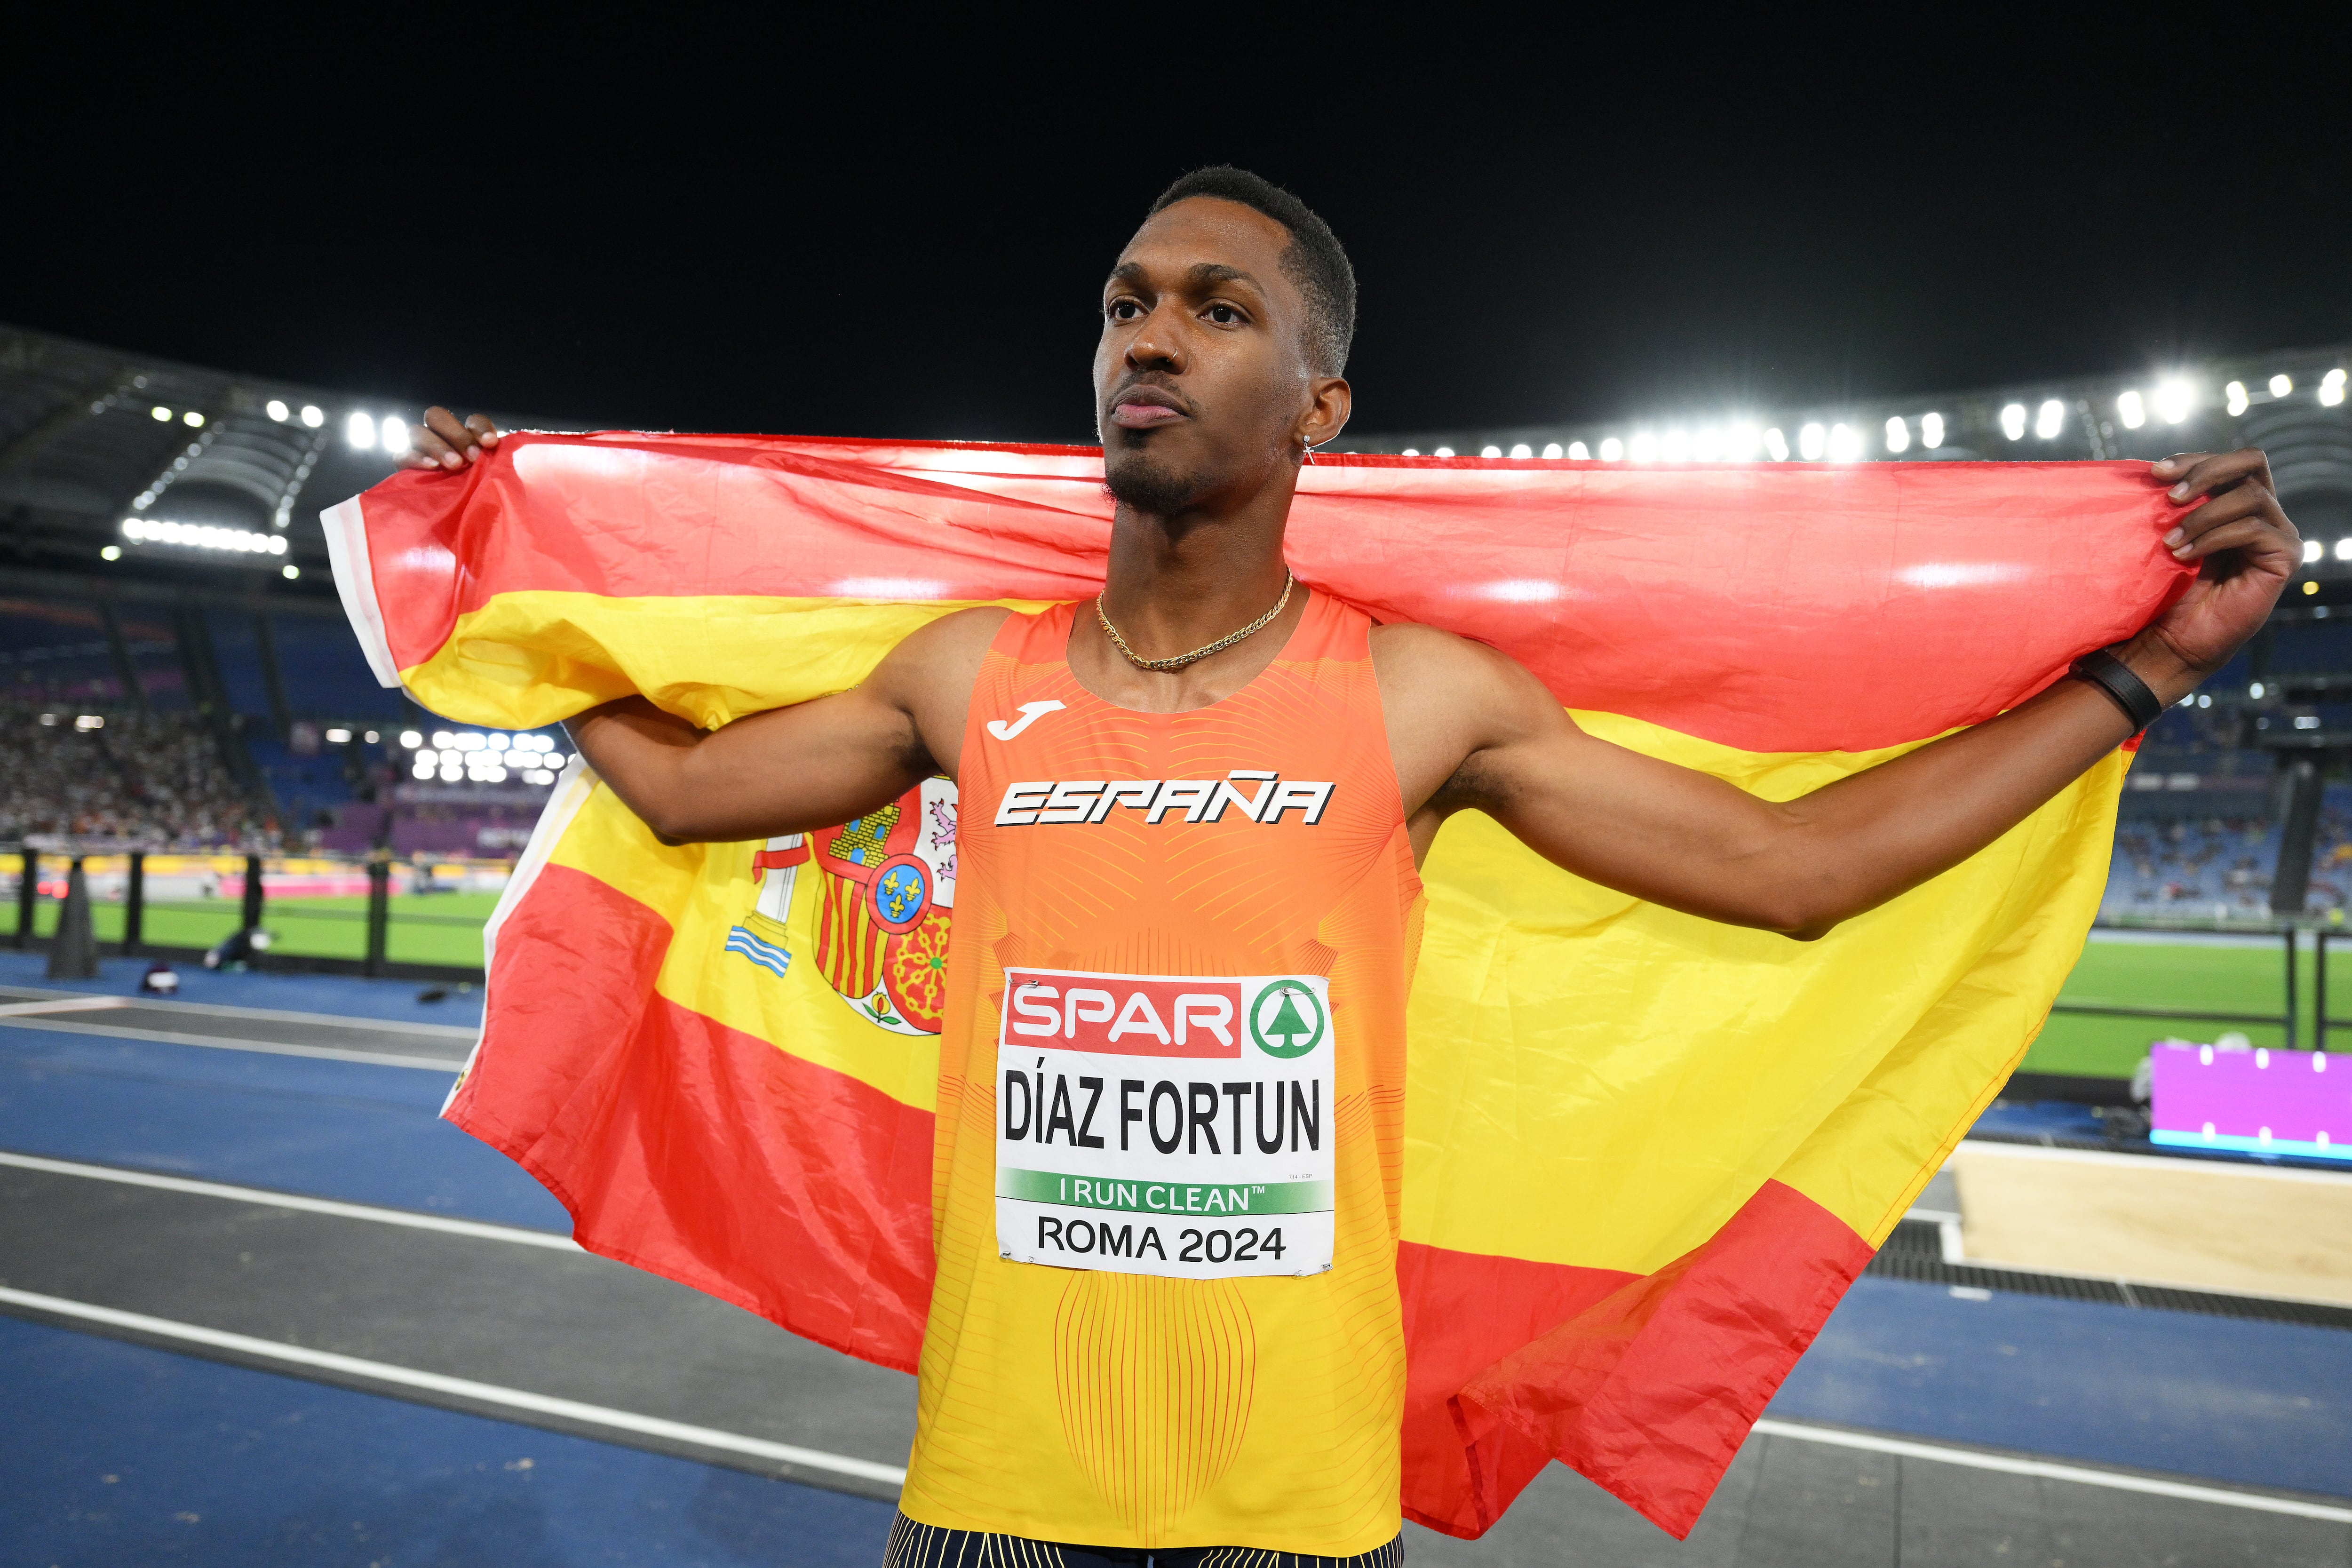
0;892;500;969
2028;936;2347;1078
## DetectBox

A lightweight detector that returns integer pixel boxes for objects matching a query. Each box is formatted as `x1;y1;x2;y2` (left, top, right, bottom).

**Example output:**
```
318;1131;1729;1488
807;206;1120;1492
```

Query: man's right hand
396;407;502;471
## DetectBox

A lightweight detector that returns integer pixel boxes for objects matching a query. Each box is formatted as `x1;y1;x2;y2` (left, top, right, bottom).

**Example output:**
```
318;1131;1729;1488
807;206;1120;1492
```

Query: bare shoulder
879;604;1017;670
1368;620;1569;815
867;605;1017;777
1368;620;1555;720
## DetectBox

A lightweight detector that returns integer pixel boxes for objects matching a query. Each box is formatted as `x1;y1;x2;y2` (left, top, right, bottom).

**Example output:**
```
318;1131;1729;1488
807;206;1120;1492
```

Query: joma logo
993;771;1335;828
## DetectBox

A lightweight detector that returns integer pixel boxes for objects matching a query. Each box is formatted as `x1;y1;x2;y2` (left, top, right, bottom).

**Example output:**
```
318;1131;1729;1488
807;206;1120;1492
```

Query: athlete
400;168;2297;1562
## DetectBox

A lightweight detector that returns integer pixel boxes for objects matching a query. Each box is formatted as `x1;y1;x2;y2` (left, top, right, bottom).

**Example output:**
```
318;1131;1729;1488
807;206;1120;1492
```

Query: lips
1107;382;1190;430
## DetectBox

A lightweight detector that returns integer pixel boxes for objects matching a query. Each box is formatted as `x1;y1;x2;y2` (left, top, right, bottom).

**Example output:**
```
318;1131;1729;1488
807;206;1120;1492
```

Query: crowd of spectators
0;700;278;848
2103;808;2352;919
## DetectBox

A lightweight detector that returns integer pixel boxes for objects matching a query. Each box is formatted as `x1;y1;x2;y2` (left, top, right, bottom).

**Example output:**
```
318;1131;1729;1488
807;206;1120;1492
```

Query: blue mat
1776;1275;2352;1499
0;951;486;1028
0;1315;894;1568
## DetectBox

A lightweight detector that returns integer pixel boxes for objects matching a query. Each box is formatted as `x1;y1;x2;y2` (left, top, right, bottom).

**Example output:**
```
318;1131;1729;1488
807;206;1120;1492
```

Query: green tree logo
1250;981;1326;1058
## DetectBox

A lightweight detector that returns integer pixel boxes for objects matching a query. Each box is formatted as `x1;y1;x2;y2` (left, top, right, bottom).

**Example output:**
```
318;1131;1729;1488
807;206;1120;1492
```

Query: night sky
12;30;2350;444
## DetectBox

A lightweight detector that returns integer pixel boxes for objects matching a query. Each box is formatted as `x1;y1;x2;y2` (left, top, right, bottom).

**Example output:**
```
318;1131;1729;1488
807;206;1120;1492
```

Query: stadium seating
0;700;263;847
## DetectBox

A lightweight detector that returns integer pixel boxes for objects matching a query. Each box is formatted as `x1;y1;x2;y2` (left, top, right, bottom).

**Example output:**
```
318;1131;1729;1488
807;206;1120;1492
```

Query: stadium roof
6;320;2351;618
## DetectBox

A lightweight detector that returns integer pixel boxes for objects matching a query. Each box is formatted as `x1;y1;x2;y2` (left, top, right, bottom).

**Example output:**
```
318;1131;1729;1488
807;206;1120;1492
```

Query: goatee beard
1104;449;1210;517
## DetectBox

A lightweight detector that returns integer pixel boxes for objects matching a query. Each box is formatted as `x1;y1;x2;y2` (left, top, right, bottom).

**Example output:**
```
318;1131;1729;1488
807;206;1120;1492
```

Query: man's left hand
2125;448;2299;700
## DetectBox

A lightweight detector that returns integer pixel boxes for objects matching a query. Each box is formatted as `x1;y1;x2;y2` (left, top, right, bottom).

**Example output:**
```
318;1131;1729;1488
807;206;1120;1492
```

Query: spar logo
1250;981;1324;1058
994;770;1334;828
1000;968;1327;1061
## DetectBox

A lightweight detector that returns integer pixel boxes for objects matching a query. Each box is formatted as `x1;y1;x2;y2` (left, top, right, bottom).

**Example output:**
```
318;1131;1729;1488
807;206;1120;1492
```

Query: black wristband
2070;648;2165;733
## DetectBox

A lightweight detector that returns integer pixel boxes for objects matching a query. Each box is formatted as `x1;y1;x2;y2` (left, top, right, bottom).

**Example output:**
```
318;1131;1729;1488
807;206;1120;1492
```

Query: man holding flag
394;167;2295;1562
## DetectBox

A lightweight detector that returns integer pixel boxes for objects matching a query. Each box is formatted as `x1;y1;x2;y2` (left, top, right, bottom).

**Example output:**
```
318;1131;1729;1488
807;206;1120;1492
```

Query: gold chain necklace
1096;570;1295;673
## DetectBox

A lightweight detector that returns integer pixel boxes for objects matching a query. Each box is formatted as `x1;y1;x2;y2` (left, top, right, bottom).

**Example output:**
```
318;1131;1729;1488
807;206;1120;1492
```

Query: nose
1123;302;1186;376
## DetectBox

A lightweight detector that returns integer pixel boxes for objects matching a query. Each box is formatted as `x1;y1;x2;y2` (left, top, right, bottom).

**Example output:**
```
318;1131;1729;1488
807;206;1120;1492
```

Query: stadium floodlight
400;730;423;748
2323;369;2348;408
100;545;121;561
1764;428;1789;462
1884;417;1910;454
1433;446;1455;458
2034;399;2065;439
2335;538;2352;562
1598;437;1624;462
1662;429;1692;463
1509;443;1533;460
1629;432;1661;463
1480;445;1502;459
2270;374;2293;398
432;731;454;747
1999;403;2027;441
281;564;299;579
347;411;377;450
151;406;171;422
1827;423;1861;462
122;517;290;555
2198;694;2212;708
2117;390;2146;429
1921;412;1945;449
300;405;325;428
1399;448;1418;457
266;399;289;422
2225;381;2250;417
326;728;352;744
454;732;486;751
1692;427;1722;462
1567;441;1590;460
2251;682;2265;698
74;715;103;732
2306;540;2325;564
488;733;510;751
2153;379;2194;424
380;417;409;456
183;410;204;428
1725;424;1761;460
1541;442;1563;460
1798;423;1827;461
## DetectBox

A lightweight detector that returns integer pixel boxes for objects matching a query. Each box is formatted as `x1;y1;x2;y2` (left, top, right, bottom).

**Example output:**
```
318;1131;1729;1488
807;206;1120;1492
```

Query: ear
1296;375;1352;455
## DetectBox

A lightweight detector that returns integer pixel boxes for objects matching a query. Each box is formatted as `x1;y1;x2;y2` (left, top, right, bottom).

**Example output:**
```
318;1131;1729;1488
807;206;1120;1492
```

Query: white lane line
0;1151;578;1252
1753;1419;2352;1523
85;994;479;1041
0;1015;464;1071
0;995;128;1017
0;1285;908;1489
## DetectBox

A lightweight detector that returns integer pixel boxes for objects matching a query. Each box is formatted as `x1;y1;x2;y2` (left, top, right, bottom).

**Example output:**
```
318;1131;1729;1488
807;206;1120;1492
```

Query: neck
1076;463;1305;711
1097;470;1298;656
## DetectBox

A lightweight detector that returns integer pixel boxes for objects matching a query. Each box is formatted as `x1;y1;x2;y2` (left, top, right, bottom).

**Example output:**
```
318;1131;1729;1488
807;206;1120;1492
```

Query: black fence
2053;925;2352;1052
1;845;489;981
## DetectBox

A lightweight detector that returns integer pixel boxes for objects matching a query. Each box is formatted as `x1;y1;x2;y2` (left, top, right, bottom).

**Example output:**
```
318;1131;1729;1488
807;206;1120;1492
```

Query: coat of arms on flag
730;779;959;1036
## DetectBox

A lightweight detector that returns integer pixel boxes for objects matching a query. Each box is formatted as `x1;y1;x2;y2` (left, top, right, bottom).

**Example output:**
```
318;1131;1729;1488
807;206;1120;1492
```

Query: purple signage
2149;1040;2351;1162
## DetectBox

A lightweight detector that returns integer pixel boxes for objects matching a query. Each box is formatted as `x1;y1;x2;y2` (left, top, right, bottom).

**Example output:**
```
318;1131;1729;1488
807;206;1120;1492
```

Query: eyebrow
1106;261;1265;293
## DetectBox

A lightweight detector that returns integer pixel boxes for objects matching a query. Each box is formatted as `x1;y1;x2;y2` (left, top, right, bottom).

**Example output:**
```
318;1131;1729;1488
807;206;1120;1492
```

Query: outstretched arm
1386;450;2297;938
564;609;1006;844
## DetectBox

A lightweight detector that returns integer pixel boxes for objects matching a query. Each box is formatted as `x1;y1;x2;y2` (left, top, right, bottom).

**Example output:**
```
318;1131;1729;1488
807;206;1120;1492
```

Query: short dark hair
1146;166;1356;376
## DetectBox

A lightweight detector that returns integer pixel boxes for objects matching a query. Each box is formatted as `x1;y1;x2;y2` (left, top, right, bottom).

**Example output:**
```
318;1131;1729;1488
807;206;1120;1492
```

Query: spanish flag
324;434;2186;1539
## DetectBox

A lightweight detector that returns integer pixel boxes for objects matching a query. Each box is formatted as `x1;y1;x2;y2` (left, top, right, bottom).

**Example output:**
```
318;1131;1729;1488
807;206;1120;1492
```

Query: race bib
994;967;1335;1280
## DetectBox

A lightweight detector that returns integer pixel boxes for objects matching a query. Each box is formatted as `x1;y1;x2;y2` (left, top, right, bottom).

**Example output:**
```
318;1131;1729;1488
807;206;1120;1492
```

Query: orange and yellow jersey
900;589;1425;1555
